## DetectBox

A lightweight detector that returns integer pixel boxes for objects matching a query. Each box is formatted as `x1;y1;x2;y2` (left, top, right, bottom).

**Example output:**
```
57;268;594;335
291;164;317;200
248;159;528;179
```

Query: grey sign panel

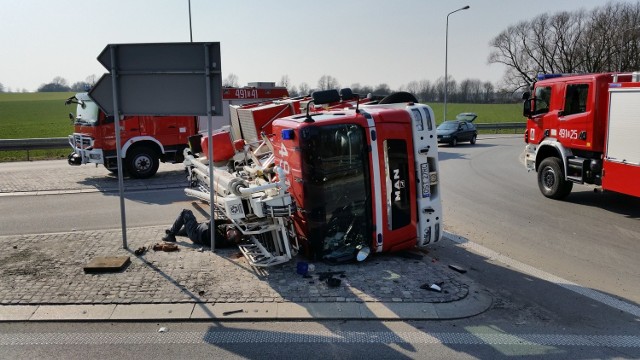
98;42;221;73
89;73;223;116
89;42;222;116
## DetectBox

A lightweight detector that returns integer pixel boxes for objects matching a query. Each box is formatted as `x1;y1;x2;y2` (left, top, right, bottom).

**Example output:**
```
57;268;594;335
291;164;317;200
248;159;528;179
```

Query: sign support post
109;45;128;249
204;43;216;252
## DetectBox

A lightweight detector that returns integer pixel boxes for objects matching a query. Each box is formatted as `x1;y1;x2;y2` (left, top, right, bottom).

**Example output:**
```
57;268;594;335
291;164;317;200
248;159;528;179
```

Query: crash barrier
475;122;526;134
0;137;69;161
0;123;527;153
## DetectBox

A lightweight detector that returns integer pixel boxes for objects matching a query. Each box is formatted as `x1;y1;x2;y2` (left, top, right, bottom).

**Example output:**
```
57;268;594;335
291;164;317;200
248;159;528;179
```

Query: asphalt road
436;136;640;305
1;135;639;358
0;188;198;236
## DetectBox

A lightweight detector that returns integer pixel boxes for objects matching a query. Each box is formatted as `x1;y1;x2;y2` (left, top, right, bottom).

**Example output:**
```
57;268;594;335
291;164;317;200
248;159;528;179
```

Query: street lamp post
444;5;470;122
188;0;193;42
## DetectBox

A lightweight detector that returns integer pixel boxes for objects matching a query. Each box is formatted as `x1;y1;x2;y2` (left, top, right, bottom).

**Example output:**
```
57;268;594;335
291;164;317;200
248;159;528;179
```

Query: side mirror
68;113;74;121
523;99;533;117
522;91;531;100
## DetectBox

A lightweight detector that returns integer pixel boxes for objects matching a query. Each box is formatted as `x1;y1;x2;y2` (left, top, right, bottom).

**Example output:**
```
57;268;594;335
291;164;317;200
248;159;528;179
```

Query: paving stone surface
0;226;469;305
0;160;472;306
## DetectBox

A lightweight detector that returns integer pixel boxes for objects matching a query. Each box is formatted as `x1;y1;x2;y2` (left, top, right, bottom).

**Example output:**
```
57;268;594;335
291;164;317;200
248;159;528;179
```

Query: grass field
0;92;76;139
0;92;524;161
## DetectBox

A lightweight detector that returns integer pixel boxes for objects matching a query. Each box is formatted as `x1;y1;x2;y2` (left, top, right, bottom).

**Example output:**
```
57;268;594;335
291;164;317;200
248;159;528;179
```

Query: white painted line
0;330;637;347
444;231;640;318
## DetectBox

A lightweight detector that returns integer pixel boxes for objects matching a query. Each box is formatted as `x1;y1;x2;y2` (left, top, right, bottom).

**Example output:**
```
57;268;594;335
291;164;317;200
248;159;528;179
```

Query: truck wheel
538;157;573;199
451;137;458;147
126;146;159;179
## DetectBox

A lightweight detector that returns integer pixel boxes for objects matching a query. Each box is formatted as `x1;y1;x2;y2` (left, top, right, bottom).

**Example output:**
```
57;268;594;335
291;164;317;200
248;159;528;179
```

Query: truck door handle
168;126;176;129
129;128;138;131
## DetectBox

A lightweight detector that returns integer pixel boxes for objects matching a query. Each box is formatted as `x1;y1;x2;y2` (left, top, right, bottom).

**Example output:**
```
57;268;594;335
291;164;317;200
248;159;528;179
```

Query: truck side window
534;86;552;115
563;84;589;116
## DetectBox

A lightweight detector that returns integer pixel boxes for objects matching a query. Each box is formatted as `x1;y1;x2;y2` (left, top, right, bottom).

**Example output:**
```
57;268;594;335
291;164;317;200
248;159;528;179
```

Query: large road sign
88;42;222;116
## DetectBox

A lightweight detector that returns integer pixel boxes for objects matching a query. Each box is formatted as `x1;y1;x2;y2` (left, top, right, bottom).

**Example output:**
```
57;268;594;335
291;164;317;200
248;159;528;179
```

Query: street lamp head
462;5;470;9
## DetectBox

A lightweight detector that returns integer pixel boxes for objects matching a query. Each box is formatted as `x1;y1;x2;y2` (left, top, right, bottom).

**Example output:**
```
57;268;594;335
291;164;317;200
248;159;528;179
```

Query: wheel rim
542;167;556;190
135;155;152;172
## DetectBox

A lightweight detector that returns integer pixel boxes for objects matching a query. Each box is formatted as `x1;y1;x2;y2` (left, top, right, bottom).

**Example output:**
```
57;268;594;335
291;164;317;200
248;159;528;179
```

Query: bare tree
298;82;310;96
223;73;239;87
278;75;290;88
317;75;339;90
489;1;640;91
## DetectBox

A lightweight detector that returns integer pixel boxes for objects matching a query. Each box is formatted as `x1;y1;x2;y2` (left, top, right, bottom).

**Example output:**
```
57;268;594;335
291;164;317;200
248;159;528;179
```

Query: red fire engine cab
523;72;640;199
66;83;288;178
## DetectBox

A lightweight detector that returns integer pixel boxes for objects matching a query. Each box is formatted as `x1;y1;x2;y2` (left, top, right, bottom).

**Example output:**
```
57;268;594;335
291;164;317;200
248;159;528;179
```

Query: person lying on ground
162;209;241;248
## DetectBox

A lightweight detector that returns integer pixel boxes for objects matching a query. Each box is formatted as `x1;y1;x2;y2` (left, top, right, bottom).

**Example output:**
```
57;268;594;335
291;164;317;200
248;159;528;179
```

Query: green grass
0;92;76;139
425;102;525;124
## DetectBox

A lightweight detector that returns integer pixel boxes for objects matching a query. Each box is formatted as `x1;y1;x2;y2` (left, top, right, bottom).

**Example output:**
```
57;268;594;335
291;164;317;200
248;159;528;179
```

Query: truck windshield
75;100;99;126
300;123;372;261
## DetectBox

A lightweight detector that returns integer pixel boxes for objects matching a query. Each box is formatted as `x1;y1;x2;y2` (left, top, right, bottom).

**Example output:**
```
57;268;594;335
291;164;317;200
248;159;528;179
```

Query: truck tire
126;146;159;179
538;157;573;199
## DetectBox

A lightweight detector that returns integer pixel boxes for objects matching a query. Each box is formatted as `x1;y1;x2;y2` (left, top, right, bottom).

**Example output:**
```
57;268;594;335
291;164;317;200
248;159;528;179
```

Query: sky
0;0;632;92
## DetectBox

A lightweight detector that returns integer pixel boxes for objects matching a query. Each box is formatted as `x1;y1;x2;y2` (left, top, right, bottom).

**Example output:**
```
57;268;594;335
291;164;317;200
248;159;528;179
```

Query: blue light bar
537;74;564;81
281;129;294;140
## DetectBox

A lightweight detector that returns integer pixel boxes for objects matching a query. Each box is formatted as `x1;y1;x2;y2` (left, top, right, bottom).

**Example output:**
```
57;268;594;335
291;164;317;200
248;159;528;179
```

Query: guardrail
475;122;526;133
0;122;527;155
0;137;69;161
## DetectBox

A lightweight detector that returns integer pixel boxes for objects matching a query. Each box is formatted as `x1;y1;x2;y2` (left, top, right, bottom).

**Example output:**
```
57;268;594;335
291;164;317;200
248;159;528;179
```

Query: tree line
489;1;640;91
230;74;517;104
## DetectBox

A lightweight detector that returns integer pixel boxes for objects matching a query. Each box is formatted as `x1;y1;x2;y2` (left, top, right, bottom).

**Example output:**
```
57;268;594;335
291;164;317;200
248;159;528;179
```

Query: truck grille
71;134;93;149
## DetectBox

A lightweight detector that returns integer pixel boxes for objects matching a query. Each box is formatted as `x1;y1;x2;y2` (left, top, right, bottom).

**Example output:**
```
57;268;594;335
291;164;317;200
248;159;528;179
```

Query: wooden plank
83;256;130;273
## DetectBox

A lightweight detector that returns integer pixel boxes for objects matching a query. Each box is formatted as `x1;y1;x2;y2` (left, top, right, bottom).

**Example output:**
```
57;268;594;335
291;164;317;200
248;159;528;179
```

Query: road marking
0;330;638;347
445;231;640;318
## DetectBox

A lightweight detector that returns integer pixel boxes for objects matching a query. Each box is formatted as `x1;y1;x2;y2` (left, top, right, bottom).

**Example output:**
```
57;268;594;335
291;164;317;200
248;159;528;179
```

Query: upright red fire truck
66;83;288;178
183;89;443;265
523;72;640;199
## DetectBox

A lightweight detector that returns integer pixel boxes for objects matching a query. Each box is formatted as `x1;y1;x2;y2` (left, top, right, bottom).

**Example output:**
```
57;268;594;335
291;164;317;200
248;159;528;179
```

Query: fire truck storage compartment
603;87;640;197
198;131;236;163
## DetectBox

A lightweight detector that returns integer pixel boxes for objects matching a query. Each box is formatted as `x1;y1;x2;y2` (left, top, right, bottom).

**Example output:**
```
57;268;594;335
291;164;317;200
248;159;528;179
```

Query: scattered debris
158;327;168;333
223;309;243;316
153;243;179;252
197;247;204;252
449;264;467;273
198;290;205;296
12;245;17;250
134;246;147;256
296;262;309;275
326;277;341;288
420;281;444;292
318;271;345;281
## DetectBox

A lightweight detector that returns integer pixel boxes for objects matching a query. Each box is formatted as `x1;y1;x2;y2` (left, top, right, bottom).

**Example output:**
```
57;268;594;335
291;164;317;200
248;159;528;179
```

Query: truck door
99;115;140;151
373;121;418;252
558;82;592;150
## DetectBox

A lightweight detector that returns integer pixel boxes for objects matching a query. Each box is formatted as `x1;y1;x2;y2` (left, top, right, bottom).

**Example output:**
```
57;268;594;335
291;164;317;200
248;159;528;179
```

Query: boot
162;233;176;242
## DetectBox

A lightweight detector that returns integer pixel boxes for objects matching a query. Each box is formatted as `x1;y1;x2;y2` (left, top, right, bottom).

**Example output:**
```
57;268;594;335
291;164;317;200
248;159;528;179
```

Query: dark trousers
168;209;202;244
